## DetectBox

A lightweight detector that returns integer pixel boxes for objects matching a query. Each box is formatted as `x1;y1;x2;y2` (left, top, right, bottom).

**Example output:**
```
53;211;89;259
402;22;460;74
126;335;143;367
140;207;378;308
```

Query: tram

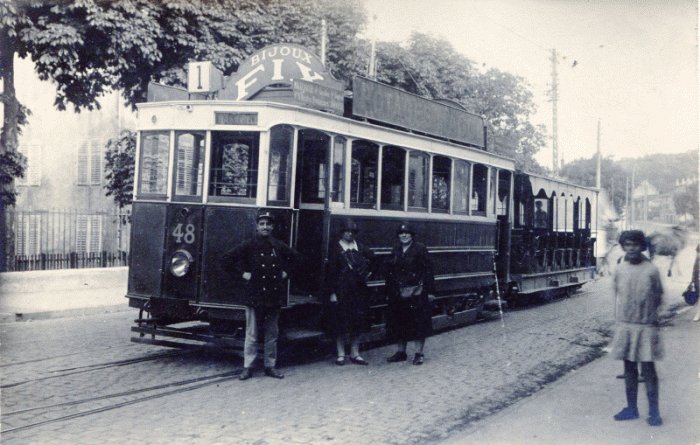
128;43;597;350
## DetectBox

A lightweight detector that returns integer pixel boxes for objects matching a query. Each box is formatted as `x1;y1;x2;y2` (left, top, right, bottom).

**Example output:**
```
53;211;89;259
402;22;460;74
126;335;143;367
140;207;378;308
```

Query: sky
361;0;698;169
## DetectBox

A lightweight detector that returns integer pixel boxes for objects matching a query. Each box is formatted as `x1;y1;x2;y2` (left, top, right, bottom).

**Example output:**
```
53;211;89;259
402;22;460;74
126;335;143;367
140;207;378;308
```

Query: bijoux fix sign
219;44;343;101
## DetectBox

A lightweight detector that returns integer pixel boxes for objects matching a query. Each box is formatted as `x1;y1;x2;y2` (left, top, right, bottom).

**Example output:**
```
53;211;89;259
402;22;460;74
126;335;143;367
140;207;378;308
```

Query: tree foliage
104;129;136;210
371;33;547;172
11;0;365;112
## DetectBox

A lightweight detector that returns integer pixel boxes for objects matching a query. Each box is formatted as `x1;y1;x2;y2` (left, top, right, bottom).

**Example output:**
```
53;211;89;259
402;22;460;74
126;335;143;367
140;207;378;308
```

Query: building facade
7;57;136;271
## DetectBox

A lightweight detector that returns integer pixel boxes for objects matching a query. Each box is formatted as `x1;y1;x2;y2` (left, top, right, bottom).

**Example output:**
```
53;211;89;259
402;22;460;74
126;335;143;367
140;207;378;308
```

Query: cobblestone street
1;253;692;445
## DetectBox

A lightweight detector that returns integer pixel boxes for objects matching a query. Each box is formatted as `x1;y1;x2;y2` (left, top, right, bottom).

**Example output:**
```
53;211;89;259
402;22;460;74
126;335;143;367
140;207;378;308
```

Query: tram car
128;44;597;351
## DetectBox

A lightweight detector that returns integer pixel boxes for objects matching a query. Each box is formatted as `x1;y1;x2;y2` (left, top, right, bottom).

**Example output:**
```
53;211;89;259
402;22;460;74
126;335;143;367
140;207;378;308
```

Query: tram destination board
352;76;485;149
293;79;344;115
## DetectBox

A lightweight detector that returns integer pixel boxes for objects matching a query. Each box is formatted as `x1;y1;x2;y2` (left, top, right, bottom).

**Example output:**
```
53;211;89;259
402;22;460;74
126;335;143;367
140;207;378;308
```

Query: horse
647;227;687;277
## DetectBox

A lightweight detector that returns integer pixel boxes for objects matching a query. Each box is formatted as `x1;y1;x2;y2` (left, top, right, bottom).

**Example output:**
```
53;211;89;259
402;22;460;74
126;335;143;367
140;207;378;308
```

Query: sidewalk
439;306;700;445
0;267;129;322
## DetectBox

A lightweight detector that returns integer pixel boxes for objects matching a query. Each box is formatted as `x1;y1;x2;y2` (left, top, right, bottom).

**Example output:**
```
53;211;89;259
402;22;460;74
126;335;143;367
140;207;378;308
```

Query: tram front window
351;140;378;208
209;131;259;202
381;146;405;210
139;131;170;196
174;131;205;198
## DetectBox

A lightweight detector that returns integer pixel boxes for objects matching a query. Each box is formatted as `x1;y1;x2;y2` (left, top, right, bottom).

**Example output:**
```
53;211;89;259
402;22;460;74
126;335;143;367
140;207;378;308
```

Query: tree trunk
1;27;18;272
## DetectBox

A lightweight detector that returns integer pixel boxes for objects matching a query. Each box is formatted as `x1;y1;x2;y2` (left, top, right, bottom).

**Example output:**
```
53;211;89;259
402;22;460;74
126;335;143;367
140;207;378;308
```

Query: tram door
291;129;331;294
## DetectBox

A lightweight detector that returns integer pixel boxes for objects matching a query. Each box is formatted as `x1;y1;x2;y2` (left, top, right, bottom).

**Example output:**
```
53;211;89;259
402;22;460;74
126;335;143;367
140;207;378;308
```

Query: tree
559;155;627;214
370;33;548;172
104;129;136;212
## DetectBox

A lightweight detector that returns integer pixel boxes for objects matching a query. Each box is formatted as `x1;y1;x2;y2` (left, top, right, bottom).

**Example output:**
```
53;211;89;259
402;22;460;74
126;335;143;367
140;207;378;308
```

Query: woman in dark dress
323;220;376;365
385;222;435;365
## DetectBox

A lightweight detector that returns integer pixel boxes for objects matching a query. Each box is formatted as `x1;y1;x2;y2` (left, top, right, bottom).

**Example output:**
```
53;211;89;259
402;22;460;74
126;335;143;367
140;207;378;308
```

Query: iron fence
4;209;131;272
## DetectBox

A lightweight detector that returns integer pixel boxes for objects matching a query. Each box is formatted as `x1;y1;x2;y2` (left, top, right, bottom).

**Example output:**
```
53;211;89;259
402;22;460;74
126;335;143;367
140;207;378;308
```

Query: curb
0;304;131;323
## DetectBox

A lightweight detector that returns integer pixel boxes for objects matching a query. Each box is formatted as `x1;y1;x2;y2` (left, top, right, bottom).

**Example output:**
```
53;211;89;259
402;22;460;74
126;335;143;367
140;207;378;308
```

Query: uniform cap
338;219;359;234
396;222;415;236
257;210;275;223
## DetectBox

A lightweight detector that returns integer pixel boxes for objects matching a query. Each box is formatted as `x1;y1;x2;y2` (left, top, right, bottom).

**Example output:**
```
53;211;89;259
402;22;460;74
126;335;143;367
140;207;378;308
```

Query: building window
17;144;41;186
78;139;103;186
76;215;103;253
16;213;41;255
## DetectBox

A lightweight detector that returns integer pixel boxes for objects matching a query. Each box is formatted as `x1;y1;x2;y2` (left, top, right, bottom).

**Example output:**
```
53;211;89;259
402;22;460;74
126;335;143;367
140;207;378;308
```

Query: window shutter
27;145;41;186
90;140;102;185
77;142;89;185
76;215;88;252
89;215;102;252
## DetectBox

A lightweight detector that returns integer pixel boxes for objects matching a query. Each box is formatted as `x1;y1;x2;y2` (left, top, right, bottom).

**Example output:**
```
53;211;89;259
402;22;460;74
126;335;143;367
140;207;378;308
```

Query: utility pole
320;19;327;67
596;120;601;189
550;49;559;175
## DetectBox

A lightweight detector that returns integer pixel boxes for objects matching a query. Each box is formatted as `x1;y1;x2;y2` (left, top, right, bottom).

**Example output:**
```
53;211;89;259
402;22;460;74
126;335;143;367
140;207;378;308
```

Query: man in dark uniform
221;209;301;380
534;200;548;229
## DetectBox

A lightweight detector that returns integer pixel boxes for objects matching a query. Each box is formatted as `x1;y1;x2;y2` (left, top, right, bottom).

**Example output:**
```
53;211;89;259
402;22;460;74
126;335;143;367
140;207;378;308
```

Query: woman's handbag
399;283;423;298
683;282;699;306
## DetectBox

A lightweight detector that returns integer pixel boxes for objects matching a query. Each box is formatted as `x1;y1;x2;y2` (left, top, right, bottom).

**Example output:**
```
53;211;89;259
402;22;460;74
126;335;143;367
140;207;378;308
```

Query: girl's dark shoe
350;356;369;365
647;414;662;426
613;407;639;420
387;351;407;362
336;357;346;366
413;353;424;365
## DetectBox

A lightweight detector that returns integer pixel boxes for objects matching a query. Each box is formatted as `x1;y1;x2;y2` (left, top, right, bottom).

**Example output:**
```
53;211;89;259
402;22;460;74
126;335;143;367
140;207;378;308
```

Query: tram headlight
170;250;194;277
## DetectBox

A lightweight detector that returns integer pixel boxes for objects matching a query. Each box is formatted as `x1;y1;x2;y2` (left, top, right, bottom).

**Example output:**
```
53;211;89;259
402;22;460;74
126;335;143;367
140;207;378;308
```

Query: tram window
331;136;346;205
490;168;498;215
381;146;406;210
298;129;330;204
497;170;511;216
432;156;451;213
408;152;429;210
471;163;487;216
453;160;470;214
350;140;378;208
209;131;259;201
173;131;205;198
267;125;293;205
138;131;170;196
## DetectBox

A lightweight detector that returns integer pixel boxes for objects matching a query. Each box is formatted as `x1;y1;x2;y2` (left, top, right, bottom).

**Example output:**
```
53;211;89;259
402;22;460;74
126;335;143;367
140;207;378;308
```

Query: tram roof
523;171;599;202
137;99;516;170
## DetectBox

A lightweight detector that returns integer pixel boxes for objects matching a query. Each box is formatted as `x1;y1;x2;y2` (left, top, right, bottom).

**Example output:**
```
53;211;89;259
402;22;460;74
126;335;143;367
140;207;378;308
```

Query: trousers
243;306;281;369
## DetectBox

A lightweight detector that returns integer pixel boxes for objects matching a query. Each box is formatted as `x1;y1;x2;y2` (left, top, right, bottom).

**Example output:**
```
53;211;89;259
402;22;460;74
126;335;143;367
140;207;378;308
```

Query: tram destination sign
293;79;344;115
352;77;485;148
